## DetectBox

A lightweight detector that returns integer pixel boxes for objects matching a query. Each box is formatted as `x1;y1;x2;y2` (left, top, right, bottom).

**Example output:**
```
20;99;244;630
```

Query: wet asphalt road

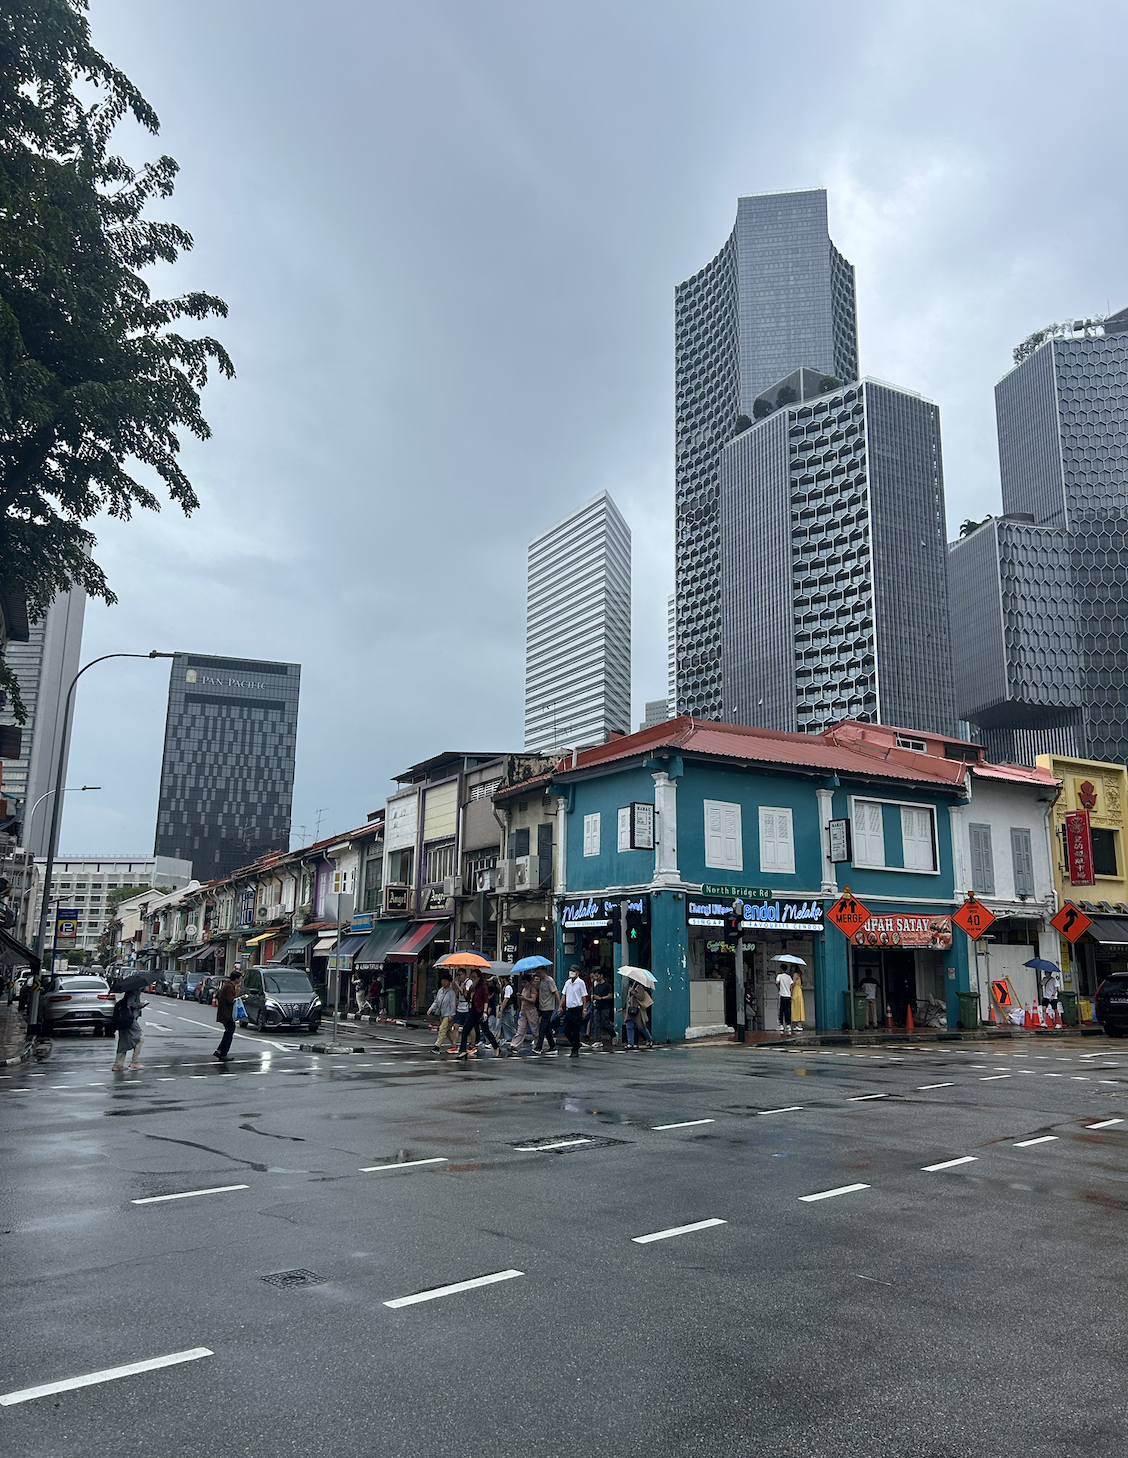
2;1002;1128;1457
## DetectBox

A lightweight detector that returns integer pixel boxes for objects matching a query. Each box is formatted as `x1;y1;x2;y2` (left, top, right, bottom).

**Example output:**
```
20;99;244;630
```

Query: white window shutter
617;807;631;853
583;813;600;858
704;801;742;871
900;807;935;872
854;801;885;867
759;807;794;875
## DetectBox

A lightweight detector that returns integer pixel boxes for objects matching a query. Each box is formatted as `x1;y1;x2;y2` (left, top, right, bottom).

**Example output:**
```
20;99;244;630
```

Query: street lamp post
26;786;101;852
27;652;175;1038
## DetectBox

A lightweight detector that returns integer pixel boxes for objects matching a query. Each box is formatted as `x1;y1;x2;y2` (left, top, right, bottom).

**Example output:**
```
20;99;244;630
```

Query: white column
815;787;837;896
948;805;965;899
555;795;568;895
652;772;679;885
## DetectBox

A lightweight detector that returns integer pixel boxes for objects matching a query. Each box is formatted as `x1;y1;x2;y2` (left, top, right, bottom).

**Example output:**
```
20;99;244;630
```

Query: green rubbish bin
843;990;869;1029
1061;991;1078;1027
957;990;979;1030
386;987;401;1018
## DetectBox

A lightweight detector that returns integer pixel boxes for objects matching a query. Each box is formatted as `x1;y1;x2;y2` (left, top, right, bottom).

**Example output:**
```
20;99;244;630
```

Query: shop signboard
1064;810;1094;886
1051;901;1092;943
325;952;354;972
629;802;654;850
349;912;374;935
383;884;411;915
854;913;952;949
828;819;851;863
687;897;823;932
561;896;646;930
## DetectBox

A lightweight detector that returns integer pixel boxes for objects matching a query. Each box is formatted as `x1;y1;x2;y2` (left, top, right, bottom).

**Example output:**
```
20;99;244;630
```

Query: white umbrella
617;966;657;988
769;954;807;966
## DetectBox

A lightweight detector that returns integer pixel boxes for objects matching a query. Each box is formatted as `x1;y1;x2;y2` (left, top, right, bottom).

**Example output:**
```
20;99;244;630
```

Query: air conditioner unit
514;855;536;891
475;868;497;893
494;859;517;893
441;875;463;898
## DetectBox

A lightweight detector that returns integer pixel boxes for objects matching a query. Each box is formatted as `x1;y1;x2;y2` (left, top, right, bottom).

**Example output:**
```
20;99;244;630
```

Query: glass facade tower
675;189;858;719
155;653;300;878
720;378;956;735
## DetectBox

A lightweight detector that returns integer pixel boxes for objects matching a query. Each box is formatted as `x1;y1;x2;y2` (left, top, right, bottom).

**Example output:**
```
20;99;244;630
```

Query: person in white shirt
560;966;588;1058
775;969;794;1033
1041;971;1061;1016
860;974;880;1028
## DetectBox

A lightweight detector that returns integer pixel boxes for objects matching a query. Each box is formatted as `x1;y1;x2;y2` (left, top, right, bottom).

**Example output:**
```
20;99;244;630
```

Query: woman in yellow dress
790;968;805;1031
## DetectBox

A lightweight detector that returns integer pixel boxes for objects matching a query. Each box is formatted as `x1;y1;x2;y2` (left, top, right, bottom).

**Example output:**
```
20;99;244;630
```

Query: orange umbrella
435;951;491;969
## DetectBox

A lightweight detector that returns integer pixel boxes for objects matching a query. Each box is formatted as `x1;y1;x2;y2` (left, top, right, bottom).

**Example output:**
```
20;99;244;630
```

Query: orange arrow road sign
1051;902;1092;944
826;889;871;941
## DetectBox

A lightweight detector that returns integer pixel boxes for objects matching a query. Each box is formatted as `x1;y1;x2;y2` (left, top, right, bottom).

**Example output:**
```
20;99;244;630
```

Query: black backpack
111;997;134;1032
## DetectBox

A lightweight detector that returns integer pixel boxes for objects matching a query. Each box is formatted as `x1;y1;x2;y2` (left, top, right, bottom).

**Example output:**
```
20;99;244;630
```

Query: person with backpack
111;985;146;1071
624;979;654;1049
213;970;241;1062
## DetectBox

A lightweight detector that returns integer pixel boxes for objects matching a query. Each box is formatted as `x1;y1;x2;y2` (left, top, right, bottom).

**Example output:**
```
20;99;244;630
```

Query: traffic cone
905;1003;915;1032
989;1003;997;1025
1023;1004;1033;1030
885;1004;894;1029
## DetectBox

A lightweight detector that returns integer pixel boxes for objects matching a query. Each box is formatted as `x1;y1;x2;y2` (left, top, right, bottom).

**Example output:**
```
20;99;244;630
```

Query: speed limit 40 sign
952;895;996;940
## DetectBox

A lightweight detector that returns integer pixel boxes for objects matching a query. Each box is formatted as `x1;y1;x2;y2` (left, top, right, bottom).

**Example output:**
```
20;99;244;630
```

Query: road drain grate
511;1131;627;1153
260;1269;328;1289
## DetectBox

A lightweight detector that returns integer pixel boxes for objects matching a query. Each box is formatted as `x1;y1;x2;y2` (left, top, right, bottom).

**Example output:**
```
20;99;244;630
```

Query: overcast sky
59;0;1128;858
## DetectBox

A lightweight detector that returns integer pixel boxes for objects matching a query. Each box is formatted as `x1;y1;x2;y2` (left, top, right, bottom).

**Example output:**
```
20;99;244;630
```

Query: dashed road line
1087;1118;1124;1130
652;1119;715;1130
0;1347;213;1406
359;1157;448;1172
632;1217;726;1244
758;1105;803;1115
848;1094;888;1102
981;1075;1011;1082
799;1183;870;1203
384;1269;523;1308
1014;1135;1058;1148
917;1083;955;1090
132;1184;249;1205
922;1156;978;1172
513;1138;594;1152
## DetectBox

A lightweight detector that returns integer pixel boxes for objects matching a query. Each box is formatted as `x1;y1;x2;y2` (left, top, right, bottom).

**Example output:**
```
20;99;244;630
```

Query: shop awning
245;928;282;947
1083;916;1128;946
354;920;410;968
385;920;443;963
336;934;369;957
278;930;316;956
312;935;339;955
179;944;218;962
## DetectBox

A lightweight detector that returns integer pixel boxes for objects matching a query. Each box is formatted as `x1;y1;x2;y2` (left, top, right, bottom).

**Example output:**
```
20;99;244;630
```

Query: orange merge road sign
1051;902;1092;944
826;890;871;941
952;896;996;940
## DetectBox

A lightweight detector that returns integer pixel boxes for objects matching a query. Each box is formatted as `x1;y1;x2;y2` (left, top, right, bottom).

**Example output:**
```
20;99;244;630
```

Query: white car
43;974;116;1034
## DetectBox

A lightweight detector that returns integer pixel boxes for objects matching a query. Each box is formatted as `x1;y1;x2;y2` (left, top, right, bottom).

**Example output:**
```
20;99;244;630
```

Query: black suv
242;966;321;1033
1095;974;1128;1037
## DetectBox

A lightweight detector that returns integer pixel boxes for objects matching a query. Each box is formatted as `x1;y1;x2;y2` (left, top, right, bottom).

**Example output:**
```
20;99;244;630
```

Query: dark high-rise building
951;306;1128;763
155;653;300;877
675;189;859;719
720;376;957;735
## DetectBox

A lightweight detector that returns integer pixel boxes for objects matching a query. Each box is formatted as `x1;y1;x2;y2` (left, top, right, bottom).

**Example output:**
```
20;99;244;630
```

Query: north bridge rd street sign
952;894;996;941
826;889;871;941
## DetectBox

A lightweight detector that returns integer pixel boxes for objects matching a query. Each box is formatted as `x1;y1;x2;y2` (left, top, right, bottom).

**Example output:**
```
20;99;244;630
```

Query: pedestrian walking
624;980;654;1048
510;974;540;1053
367;974;383;1018
111;985;146;1071
790;968;805;1032
860;973;879;1028
492;976;517;1044
213;970;241;1062
532;968;559;1053
591;968;615;1050
456;969;505;1059
452;975;471;1051
561;966;588;1057
427;972;459;1052
1040;968;1061;1017
775;966;794;1033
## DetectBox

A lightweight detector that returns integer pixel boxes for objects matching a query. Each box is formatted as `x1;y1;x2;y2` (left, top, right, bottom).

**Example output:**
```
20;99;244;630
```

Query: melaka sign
1064;810;1095;886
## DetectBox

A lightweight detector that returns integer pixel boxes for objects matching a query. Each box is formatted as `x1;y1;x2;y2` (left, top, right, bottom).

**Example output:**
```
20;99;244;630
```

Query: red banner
1064;810;1094;886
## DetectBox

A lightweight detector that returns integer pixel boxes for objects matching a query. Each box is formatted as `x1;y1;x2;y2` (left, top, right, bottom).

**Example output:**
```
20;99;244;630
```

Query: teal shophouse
549;718;977;1043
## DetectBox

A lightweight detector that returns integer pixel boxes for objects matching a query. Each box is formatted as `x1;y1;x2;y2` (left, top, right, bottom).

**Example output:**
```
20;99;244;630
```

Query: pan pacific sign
687;897;824;933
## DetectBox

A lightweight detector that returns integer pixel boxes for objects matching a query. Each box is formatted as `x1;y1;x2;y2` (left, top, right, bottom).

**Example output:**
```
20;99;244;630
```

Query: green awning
354;920;410;968
278;930;317;956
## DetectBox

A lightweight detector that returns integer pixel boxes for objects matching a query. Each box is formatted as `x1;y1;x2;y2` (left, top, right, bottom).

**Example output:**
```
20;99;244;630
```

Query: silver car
43;974;116;1034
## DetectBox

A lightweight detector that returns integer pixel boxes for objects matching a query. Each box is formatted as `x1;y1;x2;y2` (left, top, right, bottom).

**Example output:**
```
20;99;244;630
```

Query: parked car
1096;974;1128;1036
43;974;115;1034
241;966;321;1033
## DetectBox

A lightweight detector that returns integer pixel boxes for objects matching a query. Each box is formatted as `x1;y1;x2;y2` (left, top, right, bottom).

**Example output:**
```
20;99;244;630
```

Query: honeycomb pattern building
953;308;1128;764
675;190;857;720
721;378;957;735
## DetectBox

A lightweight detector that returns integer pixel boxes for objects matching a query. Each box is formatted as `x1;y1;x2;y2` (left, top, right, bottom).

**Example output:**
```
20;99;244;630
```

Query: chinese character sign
1064;810;1094;886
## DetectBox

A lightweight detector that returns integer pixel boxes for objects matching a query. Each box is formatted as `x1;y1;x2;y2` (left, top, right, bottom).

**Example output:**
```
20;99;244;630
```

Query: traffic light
723;909;743;942
606;904;622;942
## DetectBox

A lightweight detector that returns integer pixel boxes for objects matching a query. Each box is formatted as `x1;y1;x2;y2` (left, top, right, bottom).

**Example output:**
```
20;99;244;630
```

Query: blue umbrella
1024;958;1061;973
512;955;553;974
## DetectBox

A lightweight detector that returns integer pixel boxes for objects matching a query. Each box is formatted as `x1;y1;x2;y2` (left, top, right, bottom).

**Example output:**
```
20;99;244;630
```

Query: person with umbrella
770;954;806;1034
111;974;149;1072
455;967;506;1060
621;967;655;1049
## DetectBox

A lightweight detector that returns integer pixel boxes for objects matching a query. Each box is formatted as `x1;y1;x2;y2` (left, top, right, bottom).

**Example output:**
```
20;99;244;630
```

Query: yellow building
1036;753;1128;1011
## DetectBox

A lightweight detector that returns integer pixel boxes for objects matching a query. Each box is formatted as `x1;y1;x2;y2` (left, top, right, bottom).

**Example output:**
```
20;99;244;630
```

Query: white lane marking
758;1106;803;1115
652;1119;715;1130
1087;1118;1124;1130
848;1094;888;1102
799;1183;870;1203
922;1156;978;1172
917;1083;955;1090
1015;1135;1058;1148
50;1085;78;1090
1045;1073;1063;1077
0;1347;213;1406
632;1217;727;1244
131;1184;249;1205
513;1138;593;1152
359;1157;448;1173
157;1077;176;1082
981;1075;1011;1081
384;1269;523;1308
1100;1080;1121;1085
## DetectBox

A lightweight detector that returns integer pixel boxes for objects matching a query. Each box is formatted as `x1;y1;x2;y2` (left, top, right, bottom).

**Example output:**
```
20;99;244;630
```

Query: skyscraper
951;306;1128;762
155;653;300;878
675;189;859;719
0;587;86;856
524;492;631;753
720;377;957;735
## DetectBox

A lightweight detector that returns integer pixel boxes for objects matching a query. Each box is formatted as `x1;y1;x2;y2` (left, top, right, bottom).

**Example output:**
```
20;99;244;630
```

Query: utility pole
735;929;746;1043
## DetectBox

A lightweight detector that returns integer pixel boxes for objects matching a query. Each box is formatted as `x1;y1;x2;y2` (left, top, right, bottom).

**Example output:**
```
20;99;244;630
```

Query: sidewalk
0;1000;32;1065
693;1021;1105;1049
